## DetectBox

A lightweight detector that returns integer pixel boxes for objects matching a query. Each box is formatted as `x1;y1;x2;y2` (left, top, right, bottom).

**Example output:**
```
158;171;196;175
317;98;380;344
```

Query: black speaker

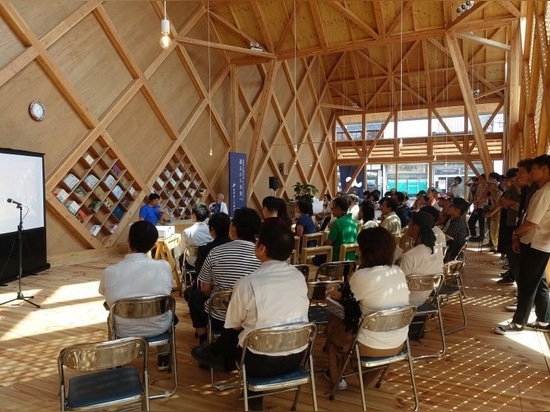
269;176;279;190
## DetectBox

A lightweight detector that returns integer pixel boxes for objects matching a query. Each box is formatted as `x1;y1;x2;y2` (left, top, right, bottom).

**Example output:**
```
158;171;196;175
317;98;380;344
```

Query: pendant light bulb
209;148;213;156
160;19;171;49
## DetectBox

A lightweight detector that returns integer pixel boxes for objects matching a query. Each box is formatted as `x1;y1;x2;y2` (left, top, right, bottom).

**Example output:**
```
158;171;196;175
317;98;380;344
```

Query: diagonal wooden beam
445;32;493;172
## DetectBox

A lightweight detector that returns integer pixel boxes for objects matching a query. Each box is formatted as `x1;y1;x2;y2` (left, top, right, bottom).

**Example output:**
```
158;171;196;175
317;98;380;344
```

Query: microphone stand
0;204;40;308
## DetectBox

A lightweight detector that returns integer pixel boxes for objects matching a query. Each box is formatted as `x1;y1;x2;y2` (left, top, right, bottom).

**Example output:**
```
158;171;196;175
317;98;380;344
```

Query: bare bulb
209;148;213;156
160;19;171;49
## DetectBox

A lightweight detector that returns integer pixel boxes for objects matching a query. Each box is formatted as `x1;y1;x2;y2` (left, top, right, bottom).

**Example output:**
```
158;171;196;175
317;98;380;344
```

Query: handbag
337;282;362;334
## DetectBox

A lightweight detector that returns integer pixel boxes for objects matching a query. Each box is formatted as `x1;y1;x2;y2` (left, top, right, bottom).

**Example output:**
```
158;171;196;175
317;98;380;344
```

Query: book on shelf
155;177;164;187
174;168;183;179
74;186;87;198
66;201;80;215
112;205;124;221
53;188;69;203
128;186;137;198
112;185;123;199
111;163;122;176
63;173;79;189
163;168;170;177
76;209;87;222
104;174;116;188
89;225;101;236
83;174;99;188
83;154;94;166
119;176;128;187
103;198;113;209
109;224;118;234
89;199;101;213
94;186;105;199
120;198;130;209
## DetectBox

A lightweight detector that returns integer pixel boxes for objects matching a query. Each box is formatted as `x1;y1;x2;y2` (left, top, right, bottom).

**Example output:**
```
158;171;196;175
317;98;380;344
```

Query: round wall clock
29;100;46;121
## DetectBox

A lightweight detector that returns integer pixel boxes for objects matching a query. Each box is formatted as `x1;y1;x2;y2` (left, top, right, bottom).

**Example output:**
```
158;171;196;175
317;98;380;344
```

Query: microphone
7;198;26;207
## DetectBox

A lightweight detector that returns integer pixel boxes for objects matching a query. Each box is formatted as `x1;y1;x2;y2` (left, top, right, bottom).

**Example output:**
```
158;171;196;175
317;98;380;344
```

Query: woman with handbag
324;226;410;391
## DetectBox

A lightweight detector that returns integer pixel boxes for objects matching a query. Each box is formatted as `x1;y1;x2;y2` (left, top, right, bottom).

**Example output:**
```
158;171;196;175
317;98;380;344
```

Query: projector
157;225;175;239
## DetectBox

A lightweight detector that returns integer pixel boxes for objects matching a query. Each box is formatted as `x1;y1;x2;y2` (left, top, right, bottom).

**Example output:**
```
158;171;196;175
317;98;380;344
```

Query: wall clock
29;100;46;121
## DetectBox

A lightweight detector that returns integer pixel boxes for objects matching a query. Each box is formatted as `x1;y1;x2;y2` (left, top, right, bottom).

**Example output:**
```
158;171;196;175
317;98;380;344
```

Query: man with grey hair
209;193;228;214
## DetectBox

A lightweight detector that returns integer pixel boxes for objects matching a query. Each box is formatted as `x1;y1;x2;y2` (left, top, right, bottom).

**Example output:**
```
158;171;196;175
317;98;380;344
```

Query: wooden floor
1;243;550;411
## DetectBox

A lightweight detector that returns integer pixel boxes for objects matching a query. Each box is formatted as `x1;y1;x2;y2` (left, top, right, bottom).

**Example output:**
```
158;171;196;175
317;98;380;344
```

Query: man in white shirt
192;218;309;409
182;202;213;267
99;221;174;371
380;197;402;236
209;193;229;214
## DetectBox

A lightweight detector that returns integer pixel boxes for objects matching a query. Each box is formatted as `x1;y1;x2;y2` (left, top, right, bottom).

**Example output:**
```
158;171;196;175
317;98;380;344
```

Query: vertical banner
228;152;247;217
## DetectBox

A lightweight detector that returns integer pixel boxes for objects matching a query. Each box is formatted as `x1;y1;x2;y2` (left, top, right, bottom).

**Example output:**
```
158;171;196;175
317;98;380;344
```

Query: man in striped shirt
188;207;262;347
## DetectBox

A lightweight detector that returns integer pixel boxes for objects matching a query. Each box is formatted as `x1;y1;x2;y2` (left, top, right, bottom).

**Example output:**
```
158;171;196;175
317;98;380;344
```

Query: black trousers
188;289;224;331
468;208;486;238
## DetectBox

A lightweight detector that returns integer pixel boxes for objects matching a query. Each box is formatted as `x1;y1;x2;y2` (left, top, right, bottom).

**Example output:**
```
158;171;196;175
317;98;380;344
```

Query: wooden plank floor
1;244;550;411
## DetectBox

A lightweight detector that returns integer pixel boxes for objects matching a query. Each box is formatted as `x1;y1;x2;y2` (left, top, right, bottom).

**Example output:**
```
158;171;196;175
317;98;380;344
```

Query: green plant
293;182;319;198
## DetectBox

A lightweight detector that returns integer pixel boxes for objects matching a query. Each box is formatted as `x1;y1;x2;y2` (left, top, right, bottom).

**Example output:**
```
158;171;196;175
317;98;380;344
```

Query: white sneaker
493;258;508;266
505;302;517;312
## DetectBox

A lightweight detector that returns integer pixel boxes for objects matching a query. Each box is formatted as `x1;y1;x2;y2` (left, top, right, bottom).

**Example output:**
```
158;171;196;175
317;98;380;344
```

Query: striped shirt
198;239;260;321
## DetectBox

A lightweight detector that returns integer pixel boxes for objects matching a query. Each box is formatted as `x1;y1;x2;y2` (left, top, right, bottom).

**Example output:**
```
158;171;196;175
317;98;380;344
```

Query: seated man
188;207;261;347
312;196;358;266
444;197;470;261
193;212;232;274
192;218;309;410
98;221;174;371
209;193;229;214
182;202;213;268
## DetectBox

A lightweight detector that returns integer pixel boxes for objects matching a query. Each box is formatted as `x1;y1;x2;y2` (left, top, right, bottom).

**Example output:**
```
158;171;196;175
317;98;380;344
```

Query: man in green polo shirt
312;196;358;266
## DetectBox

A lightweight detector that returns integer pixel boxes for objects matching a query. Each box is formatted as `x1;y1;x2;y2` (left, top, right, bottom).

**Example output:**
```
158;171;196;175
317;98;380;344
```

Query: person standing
494;154;550;334
139;193;169;225
449;176;463;198
468;174;489;241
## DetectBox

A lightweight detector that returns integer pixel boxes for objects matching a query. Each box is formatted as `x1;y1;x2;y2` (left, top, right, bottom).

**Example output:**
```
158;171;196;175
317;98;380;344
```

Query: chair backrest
59;336;147;372
240;322;317;358
109;295;175;338
406;274;443;306
443;259;465;286
293;264;310;280
444;237;468;262
307;280;342;302
208;289;232;314
338;243;359;262
302;232;324;247
315;260;356;281
359;305;417;333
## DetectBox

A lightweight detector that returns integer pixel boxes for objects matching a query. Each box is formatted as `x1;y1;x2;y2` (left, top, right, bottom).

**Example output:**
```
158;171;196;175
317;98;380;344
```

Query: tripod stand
0;203;40;308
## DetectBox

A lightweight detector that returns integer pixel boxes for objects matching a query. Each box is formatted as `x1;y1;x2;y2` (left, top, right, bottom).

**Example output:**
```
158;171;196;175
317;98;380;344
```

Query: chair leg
443;294;467;335
328;352;352;400
355;351;367;412
406;341;419;412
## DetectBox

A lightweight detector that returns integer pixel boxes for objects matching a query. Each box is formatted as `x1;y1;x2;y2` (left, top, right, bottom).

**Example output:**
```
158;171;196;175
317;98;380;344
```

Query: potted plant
293;182;319;198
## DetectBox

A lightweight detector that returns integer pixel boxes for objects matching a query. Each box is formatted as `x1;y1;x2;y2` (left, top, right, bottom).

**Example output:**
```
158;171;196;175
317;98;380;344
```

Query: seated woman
359;201;378;230
294;198;317;248
324;226;410;391
399;211;444;278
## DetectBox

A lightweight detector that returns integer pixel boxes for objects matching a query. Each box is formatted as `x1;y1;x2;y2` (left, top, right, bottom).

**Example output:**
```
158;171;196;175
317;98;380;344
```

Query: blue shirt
139;204;162;225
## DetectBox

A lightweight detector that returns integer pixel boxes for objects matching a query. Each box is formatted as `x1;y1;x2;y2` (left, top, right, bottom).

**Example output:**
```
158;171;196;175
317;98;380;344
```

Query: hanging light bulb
159;1;171;49
209;148;213;156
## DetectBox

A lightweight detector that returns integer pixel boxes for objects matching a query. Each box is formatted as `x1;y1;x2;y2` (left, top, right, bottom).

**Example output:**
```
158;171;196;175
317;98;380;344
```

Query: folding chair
329;305;419;412
338;243;359;263
235;322;318;411
207;289;236;391
180;245;199;295
307;280;343;332
58;337;150;411
314;260;356;282
109;295;177;399
293;264;310;280
299;232;331;263
444;237;469;262
406;273;446;359
440;260;468;334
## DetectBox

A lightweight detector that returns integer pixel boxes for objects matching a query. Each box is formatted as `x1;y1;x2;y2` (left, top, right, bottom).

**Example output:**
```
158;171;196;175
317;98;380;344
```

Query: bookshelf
153;146;204;219
51;136;142;246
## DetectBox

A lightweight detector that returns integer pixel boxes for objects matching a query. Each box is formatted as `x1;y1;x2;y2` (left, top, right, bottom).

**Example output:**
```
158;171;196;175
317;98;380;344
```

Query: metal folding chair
307;279;343;332
235;322;318;411
406;273;446;359
329;305;419;411
207;289;236;391
314;260;356;282
109;295;177;399
58;337;150;411
440;260;468;333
